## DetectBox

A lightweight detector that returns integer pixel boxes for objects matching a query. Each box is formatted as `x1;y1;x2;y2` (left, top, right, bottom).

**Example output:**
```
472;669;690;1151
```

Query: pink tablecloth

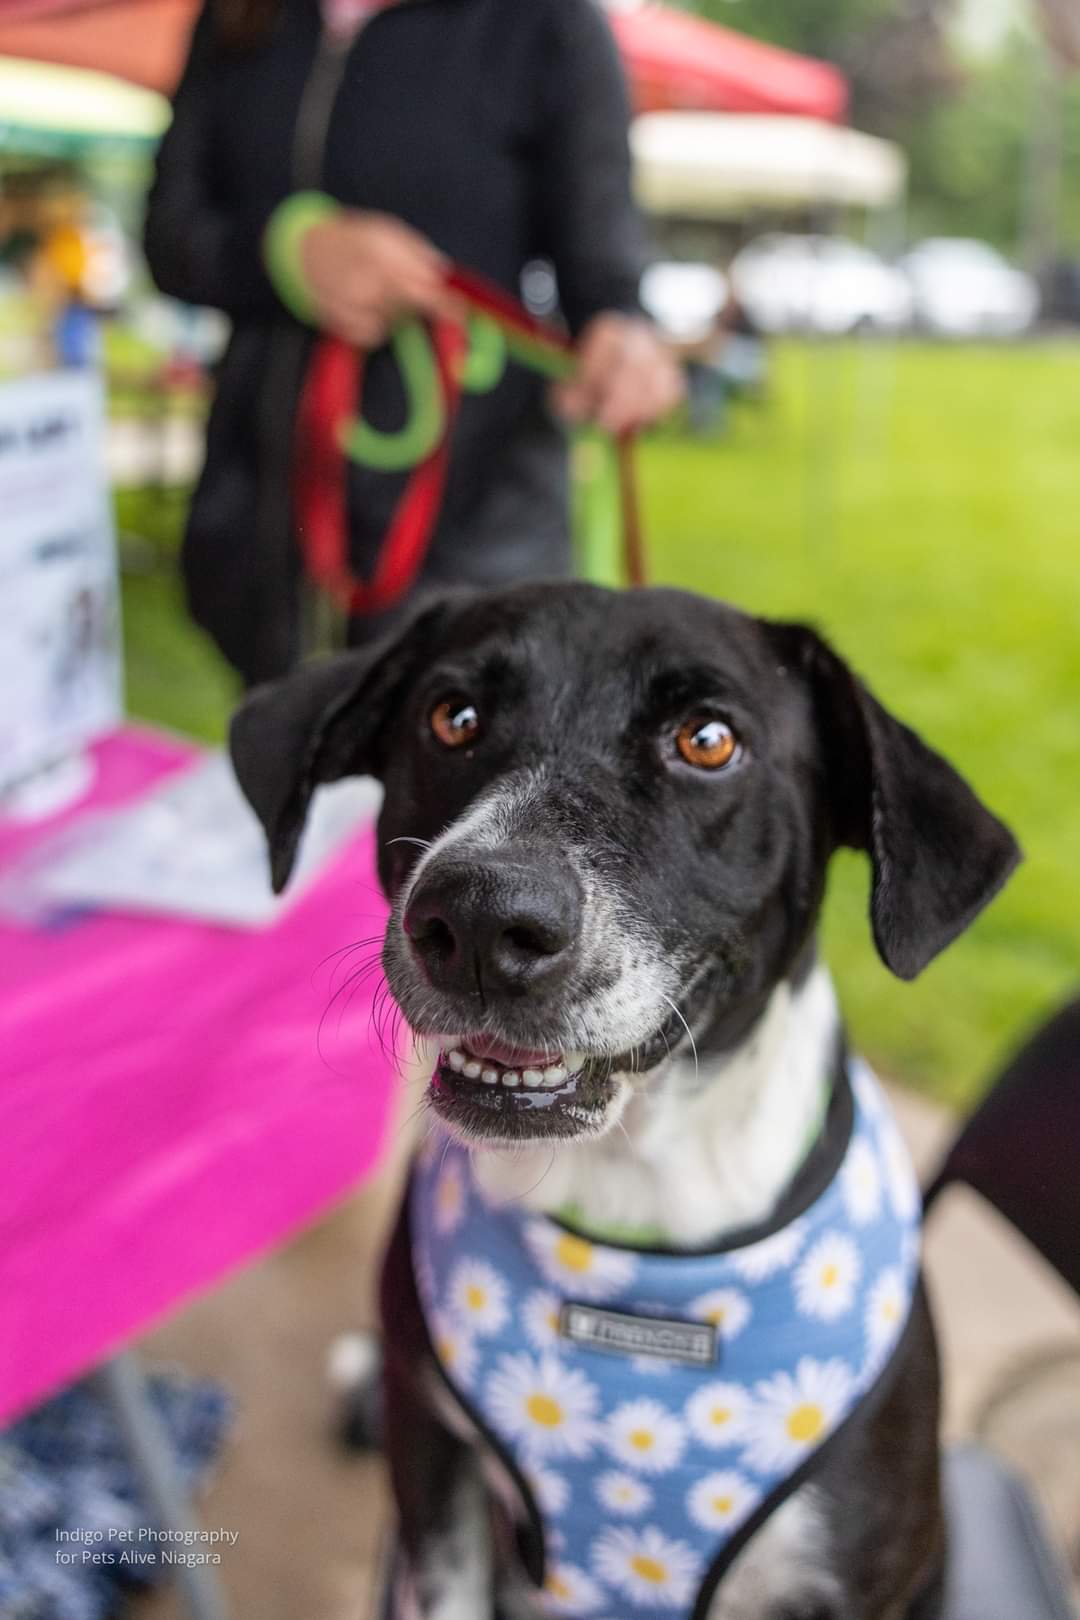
0;727;396;1424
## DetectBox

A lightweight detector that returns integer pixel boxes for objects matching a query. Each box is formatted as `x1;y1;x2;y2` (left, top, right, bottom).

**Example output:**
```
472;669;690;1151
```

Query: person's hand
299;210;451;348
553;312;684;436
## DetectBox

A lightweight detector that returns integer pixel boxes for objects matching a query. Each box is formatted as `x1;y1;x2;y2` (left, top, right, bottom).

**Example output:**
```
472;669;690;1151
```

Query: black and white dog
231;583;1019;1620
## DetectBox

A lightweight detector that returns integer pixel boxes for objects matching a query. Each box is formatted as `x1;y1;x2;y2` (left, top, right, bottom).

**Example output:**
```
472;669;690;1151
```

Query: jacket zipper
291;30;350;193
292;0;425;190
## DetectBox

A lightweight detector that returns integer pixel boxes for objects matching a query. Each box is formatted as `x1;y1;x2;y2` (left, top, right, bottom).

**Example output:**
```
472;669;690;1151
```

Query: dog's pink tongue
463;1038;561;1068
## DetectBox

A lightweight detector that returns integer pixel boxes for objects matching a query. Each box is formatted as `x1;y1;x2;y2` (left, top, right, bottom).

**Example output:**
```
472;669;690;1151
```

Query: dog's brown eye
431;699;480;749
676;717;738;770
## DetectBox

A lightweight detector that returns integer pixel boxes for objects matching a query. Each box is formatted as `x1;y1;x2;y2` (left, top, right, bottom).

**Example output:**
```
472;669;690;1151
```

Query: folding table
0;726;397;1619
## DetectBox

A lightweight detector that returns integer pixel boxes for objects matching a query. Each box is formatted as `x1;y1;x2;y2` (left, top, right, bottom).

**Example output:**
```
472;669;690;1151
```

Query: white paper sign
8;752;382;929
0;370;122;794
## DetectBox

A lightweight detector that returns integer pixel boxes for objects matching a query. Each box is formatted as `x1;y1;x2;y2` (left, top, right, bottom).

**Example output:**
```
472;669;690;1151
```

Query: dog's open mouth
428;1036;619;1141
441;1038;584;1090
423;986;708;1141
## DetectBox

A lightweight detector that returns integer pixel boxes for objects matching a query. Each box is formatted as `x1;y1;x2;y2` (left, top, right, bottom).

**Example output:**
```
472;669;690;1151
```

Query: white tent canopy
631;112;907;217
0;56;170;153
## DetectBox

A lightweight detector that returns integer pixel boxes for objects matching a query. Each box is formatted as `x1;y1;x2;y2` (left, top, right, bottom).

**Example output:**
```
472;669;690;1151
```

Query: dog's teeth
542;1064;567;1086
564;1050;586;1074
521;1068;543;1087
481;1068;499;1085
448;1050;465;1072
502;1071;520;1088
463;1061;481;1079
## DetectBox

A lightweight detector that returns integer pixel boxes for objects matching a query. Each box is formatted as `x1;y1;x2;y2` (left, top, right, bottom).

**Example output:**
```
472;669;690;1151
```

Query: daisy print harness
410;1060;922;1620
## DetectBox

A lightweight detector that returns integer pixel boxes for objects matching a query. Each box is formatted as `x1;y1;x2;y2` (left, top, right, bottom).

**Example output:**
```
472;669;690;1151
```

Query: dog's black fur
232;582;1020;1619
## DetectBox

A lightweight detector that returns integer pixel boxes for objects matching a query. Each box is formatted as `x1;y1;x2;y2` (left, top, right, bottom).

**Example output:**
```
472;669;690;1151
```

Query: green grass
637;341;1080;1105
116;341;1080;1108
115;488;238;743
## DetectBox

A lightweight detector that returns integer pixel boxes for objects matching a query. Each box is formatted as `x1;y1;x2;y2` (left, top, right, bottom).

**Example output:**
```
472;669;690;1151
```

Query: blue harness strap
410;1061;921;1619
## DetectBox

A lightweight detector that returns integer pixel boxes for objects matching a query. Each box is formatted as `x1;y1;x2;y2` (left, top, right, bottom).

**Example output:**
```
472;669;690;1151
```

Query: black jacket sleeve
143;2;279;316
535;0;648;335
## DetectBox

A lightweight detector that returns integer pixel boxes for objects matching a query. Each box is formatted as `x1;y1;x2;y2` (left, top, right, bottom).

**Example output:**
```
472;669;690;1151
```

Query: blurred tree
675;0;958;133
905;38;1032;245
1033;0;1080;69
674;0;887;58
674;0;1080;255
907;30;1080;252
842;1;959;131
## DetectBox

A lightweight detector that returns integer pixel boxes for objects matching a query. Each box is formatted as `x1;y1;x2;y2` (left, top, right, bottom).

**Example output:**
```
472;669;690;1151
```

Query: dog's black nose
404;854;582;998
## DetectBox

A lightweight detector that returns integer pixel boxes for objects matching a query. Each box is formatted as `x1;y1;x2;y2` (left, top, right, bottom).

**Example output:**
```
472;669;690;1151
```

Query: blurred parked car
640;260;729;345
730;233;912;336
900;239;1038;338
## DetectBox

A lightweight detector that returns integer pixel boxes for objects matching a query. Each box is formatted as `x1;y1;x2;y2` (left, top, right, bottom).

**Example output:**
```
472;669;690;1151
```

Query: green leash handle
337;318;444;472
336;313;513;472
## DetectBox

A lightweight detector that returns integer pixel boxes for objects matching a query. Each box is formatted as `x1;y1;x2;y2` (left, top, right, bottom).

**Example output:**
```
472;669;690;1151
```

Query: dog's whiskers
398;1094;436;1142
658;990;699;1087
366;979;409;1076
316;945;393;1074
500;1147;558;1206
316;932;386;976
329;951;385;1012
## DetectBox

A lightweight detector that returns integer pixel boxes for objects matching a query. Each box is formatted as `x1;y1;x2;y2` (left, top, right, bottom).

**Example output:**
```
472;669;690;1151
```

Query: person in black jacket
145;0;682;684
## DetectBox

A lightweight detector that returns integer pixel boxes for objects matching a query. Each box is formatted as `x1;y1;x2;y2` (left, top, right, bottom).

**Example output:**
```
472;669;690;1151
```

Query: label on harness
560;1303;718;1366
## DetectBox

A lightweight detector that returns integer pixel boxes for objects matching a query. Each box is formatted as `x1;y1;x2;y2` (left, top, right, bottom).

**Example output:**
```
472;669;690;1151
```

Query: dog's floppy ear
770;622;1021;979
230;599;451;893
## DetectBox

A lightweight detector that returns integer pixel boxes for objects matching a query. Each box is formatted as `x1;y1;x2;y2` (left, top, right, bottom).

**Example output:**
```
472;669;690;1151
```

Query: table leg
93;1351;231;1620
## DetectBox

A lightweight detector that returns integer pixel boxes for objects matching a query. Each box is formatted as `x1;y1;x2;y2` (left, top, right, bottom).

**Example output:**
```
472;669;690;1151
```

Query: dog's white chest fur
471;966;840;1247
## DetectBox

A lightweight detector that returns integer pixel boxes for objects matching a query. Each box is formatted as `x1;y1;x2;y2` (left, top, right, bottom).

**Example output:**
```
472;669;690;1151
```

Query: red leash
294;317;468;616
294;269;644;615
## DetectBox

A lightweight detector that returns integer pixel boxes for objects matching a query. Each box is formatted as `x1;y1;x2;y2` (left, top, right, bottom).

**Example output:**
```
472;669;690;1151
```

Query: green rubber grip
460;314;507;393
337;318;446;471
263;190;339;325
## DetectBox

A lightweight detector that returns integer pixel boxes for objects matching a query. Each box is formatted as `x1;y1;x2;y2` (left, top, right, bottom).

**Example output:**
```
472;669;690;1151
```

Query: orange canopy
0;0;848;120
0;0;197;94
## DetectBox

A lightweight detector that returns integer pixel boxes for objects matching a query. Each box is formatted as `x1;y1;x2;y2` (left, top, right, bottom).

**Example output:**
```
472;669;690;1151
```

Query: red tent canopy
609;5;847;122
0;0;196;95
0;0;848;121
